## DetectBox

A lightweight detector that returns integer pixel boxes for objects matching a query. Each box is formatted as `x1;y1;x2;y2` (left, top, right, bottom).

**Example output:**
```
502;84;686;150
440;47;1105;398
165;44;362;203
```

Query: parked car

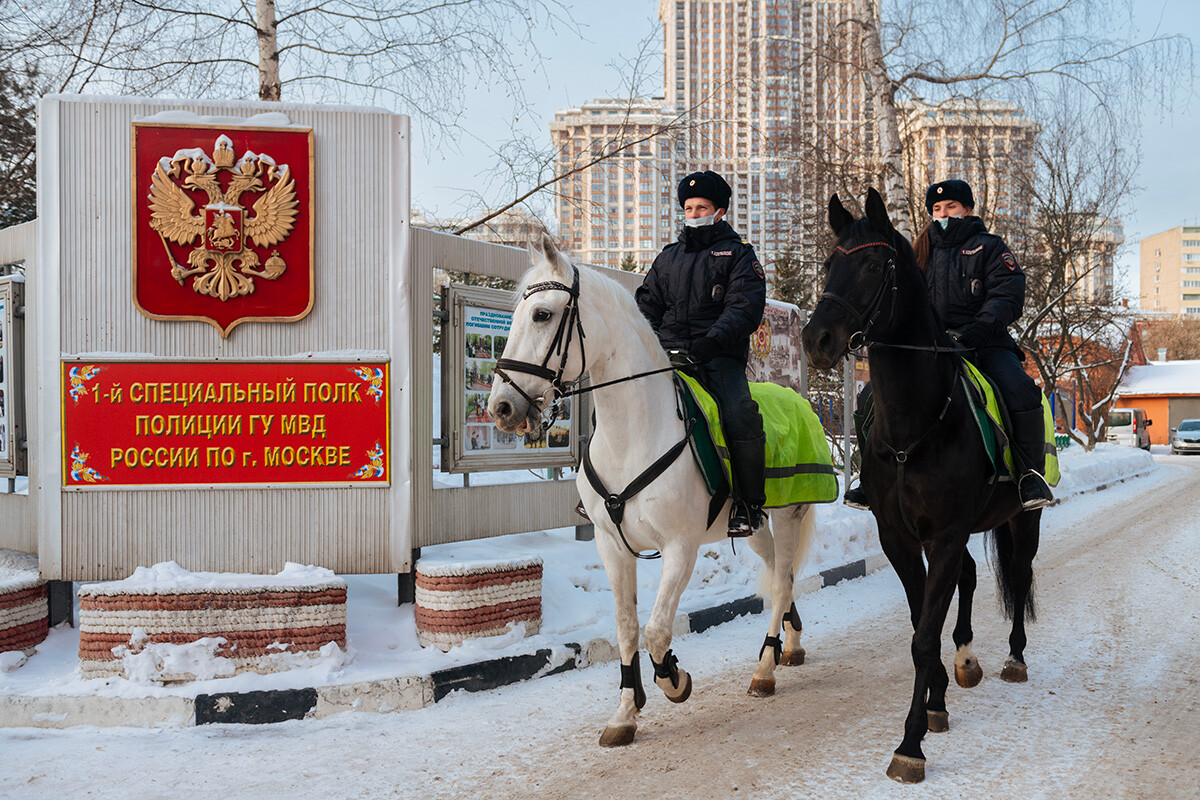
1170;419;1200;455
1106;408;1152;450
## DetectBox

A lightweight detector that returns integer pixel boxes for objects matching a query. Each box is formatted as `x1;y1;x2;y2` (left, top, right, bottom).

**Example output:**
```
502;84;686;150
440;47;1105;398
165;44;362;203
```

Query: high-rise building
1141;226;1200;315
550;98;677;271
660;0;874;277
899;99;1039;237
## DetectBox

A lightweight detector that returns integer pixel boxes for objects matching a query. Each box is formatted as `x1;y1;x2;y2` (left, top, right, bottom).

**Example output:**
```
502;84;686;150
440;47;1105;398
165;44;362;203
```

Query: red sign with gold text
62;363;388;487
132;123;314;337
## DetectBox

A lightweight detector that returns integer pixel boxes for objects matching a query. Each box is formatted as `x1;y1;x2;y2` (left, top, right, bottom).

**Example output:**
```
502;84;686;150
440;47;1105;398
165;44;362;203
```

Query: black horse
801;189;1040;784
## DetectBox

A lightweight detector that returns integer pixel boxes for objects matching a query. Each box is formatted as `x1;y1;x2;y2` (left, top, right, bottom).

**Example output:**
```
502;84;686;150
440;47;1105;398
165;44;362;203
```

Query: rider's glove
956;324;988;351
688;336;721;364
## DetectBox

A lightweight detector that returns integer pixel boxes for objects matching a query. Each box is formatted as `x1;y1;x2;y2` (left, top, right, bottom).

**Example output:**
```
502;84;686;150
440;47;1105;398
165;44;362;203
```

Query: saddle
673;372;839;513
958;360;1060;486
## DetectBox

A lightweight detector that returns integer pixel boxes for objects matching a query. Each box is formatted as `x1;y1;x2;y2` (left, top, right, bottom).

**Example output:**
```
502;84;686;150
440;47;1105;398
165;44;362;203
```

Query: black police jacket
635;220;766;362
924;216;1025;352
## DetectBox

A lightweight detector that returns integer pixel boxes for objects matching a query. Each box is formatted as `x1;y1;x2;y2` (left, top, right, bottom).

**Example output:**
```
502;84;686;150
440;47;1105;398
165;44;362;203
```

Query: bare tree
1;0;574;140
1140;317;1200;361
851;0;1191;232
0;64;39;227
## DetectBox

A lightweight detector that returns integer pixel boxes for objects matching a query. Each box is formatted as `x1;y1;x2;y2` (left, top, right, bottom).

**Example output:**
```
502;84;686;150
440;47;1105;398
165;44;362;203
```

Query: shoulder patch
1001;252;1018;271
753;261;765;279
710;249;733;257
961;244;984;256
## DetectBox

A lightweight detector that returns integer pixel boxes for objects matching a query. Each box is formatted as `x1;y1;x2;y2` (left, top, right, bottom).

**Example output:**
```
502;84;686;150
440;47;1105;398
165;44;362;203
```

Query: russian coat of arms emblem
132;123;314;337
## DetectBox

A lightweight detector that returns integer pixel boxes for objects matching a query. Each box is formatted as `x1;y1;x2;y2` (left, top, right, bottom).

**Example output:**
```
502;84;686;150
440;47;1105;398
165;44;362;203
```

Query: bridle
493;266;681;429
493;268;588;430
815;239;900;355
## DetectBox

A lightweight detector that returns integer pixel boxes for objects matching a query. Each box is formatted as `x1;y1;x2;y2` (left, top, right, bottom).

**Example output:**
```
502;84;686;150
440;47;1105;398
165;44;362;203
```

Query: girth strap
582;418;694;560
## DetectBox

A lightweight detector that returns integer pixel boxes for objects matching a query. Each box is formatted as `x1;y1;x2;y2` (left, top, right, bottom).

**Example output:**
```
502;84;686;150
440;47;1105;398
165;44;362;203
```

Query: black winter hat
677;170;732;210
925;179;975;214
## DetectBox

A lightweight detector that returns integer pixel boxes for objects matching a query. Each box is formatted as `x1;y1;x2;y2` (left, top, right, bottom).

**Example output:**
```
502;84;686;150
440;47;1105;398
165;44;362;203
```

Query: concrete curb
0;464;1153;729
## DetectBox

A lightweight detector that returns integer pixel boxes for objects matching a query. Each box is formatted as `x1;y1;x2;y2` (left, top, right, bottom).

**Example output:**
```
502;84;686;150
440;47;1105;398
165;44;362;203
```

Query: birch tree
0;0;572;139
850;0;1190;231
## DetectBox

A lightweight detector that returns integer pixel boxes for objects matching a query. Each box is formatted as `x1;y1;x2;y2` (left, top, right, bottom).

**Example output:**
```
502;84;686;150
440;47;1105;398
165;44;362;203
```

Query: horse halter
816;239;898;354
493;267;587;429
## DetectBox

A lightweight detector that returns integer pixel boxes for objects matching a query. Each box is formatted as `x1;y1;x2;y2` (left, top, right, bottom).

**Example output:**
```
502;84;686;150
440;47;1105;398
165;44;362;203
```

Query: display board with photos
441;283;578;474
0;278;25;477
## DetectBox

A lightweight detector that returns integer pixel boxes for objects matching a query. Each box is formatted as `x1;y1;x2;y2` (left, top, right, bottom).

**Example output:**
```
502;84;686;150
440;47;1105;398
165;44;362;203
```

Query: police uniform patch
961;244;984;256
1001;252;1018;271
753;261;765;279
710;250;733;257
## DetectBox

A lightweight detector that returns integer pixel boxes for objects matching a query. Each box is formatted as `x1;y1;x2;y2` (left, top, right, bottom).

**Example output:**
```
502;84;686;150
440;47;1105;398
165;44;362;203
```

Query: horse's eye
533;309;552;323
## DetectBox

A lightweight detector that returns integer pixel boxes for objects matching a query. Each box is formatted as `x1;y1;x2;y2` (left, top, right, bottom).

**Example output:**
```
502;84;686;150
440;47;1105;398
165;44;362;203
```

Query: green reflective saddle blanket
960;360;1060;486
674;372;839;507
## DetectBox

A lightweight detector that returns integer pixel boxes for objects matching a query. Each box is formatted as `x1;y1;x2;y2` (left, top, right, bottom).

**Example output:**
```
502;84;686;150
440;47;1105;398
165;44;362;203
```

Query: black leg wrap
760;635;782;665
783;602;803;633
650;649;680;690
620;651;647;710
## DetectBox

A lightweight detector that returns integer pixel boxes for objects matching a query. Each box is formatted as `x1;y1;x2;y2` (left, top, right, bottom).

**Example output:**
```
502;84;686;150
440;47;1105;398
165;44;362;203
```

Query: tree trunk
257;0;281;101
858;0;912;238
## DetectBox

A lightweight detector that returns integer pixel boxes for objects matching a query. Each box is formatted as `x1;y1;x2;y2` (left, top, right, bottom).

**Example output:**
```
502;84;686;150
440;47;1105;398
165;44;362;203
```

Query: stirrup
575;500;591;521
1018;471;1054;510
727;502;760;538
843;484;870;511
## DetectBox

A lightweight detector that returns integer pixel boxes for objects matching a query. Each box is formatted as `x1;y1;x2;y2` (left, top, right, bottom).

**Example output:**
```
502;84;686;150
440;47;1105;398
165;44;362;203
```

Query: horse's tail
985;520;1037;623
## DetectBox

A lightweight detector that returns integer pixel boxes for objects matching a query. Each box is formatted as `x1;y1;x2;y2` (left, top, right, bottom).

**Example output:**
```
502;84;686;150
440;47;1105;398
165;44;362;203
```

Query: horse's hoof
781;648;805;666
886;753;926;783
599;724;636;748
656;668;692;703
1001;657;1028;683
747;678;775;697
955;658;983;688
927;710;949;733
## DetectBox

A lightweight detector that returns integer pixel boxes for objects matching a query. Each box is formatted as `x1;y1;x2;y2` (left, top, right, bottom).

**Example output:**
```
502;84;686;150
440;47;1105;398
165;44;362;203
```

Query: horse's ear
539;233;570;280
828;194;854;236
864;187;894;233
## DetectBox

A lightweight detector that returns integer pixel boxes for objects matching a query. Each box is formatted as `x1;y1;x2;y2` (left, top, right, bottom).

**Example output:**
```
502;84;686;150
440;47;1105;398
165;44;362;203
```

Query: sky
407;0;1200;302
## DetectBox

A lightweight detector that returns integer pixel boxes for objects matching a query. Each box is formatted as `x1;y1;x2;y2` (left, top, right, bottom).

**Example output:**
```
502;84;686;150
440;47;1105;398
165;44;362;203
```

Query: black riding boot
727;437;766;537
1012;407;1054;510
843;403;871;511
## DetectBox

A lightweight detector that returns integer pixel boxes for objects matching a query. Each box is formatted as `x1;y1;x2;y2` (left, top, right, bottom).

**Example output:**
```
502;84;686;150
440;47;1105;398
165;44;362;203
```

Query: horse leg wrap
620;651;647;710
760;635;782;665
651;649;692;703
783;602;803;633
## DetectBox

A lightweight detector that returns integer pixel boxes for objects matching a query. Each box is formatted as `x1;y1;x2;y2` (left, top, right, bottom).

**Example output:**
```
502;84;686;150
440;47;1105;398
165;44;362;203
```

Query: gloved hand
956;324;988;351
688;336;721;364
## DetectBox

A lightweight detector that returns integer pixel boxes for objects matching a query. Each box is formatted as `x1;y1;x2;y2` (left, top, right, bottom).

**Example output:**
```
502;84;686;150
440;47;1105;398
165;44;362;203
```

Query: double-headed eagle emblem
148;135;298;301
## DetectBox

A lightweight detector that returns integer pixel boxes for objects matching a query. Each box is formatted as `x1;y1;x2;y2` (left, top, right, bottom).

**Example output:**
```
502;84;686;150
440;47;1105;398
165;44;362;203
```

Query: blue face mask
934;215;962;230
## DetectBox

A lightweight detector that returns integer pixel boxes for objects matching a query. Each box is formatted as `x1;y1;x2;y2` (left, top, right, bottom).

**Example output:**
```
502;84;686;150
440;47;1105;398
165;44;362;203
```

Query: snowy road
3;456;1198;799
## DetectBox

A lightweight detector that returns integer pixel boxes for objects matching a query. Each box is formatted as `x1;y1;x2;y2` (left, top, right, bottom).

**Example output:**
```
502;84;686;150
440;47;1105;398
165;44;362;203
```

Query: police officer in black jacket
636;170;768;536
844;179;1054;511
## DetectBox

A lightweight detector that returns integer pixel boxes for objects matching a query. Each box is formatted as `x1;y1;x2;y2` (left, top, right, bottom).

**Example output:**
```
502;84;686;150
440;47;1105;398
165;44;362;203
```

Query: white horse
487;235;820;747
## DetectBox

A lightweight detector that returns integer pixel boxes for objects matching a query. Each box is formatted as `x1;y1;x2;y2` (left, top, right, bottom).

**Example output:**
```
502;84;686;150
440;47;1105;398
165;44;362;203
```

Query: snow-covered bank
0;444;1155;705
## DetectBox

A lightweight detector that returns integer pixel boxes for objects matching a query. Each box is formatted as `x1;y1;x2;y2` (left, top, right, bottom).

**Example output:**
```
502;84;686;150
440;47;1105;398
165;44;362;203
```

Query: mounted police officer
636;170;768;536
844;178;1054;511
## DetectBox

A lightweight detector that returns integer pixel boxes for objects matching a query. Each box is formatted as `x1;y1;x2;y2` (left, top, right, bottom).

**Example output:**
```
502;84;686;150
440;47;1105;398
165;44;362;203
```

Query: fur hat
925;179;975;214
677;170;732;210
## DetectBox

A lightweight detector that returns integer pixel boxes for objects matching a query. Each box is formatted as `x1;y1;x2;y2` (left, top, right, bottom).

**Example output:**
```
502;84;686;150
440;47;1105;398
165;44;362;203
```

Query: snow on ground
0;447;1190;800
0;442;1155;703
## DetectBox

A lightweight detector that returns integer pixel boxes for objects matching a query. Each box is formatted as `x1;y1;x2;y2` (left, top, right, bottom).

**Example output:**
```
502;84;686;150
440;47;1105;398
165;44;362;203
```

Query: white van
1106;408;1152;450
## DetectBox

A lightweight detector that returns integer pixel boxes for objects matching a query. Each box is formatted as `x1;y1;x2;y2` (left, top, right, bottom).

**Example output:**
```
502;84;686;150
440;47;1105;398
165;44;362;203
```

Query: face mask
684;213;718;228
934;214;962;229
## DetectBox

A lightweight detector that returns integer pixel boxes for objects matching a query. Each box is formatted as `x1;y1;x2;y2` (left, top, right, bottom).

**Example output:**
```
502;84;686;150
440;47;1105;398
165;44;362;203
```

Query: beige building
1141;226;1200;315
550;98;677;271
899;99;1039;237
